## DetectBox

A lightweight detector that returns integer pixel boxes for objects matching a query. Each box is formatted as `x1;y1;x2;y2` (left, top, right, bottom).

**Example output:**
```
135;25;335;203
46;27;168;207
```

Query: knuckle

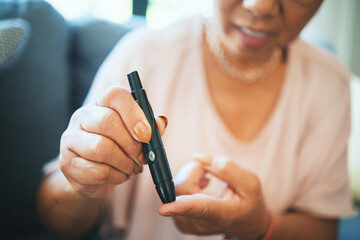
72;183;96;195
83;186;99;197
104;145;117;163
59;155;67;173
247;174;261;193
59;147;71;173
72;183;85;193
127;101;140;117
60;129;71;144
94;165;111;184
102;86;130;107
98;109;121;135
119;159;136;176
70;106;86;123
89;136;118;164
125;141;142;159
99;139;118;163
101;109;118;126
89;136;106;156
199;199;209;218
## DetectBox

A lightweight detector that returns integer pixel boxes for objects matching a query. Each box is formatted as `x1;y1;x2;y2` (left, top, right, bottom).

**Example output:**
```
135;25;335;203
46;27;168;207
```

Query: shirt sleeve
292;74;356;218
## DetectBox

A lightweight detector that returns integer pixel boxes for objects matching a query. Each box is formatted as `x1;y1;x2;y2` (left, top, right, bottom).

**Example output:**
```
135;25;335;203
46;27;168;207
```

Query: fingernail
192;152;212;166
134;120;151;143
159;115;168;128
162;211;175;217
212;156;229;169
134;164;143;174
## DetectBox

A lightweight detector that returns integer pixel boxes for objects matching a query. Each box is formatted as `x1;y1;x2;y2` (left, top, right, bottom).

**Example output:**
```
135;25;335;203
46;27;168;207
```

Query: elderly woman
38;0;355;239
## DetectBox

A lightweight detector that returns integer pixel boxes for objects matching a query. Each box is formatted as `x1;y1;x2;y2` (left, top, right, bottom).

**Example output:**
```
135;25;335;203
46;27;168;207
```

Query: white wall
305;0;359;75
350;1;360;76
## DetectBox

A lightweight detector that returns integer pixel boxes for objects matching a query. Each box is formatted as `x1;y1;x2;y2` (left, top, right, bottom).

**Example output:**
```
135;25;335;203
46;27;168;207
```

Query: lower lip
237;28;273;47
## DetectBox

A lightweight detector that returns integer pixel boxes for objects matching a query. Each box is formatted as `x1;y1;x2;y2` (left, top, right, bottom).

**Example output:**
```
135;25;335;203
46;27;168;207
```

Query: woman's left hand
158;154;270;239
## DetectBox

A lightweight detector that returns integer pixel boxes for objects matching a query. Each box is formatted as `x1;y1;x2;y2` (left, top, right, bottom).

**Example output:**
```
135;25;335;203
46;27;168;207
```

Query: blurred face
212;0;323;62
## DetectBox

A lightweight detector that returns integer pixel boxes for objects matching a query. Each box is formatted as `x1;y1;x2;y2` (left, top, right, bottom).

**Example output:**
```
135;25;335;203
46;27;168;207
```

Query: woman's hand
158;154;270;239
59;86;167;199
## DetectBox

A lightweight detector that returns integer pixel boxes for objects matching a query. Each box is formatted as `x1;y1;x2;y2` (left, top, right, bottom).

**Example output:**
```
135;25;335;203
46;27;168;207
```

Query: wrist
38;170;104;236
220;209;274;240
257;209;274;240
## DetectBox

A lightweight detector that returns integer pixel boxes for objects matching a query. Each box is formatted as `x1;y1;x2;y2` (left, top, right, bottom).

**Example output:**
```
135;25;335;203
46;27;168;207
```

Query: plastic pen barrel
127;71;176;203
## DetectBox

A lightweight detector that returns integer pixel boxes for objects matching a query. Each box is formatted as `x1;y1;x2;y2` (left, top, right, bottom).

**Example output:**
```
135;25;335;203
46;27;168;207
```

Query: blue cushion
0;18;31;71
70;19;130;108
0;0;71;237
339;211;360;240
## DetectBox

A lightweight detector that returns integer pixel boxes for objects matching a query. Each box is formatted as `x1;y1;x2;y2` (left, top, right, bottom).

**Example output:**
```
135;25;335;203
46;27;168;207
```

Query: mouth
235;26;274;47
239;26;272;38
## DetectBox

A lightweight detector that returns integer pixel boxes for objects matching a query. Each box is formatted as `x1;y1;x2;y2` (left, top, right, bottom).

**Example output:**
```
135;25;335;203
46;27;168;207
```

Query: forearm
37;169;104;236
270;211;338;240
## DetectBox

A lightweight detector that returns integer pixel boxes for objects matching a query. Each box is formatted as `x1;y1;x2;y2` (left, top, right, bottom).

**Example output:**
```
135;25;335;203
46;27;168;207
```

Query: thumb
174;161;207;196
158;194;223;221
155;115;168;137
194;154;259;195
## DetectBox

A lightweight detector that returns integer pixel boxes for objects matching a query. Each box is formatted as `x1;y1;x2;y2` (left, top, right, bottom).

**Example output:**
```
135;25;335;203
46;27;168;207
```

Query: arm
271;211;337;240
37;168;104;236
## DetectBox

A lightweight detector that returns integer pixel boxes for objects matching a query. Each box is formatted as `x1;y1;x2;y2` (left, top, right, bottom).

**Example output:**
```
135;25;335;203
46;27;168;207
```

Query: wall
306;0;359;75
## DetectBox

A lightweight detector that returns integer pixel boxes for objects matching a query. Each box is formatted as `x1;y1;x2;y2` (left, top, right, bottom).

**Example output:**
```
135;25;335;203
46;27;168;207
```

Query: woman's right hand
59;86;167;199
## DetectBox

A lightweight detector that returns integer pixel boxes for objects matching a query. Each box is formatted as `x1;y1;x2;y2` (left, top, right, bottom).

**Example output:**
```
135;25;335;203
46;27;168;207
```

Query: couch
0;0;358;239
0;0;141;239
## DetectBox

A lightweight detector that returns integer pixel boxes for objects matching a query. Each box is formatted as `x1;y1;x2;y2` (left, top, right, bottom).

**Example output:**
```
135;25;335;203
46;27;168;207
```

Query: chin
235;43;279;63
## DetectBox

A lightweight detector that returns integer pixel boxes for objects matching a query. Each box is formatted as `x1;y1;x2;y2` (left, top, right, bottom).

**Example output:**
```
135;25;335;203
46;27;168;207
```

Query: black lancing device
127;71;176;203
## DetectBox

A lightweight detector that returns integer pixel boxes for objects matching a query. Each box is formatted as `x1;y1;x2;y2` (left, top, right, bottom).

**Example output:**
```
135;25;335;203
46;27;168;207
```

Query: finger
195;154;260;196
172;216;199;234
66;157;129;186
174;161;207;196
158;194;224;221
67;179;115;199
78;105;145;165
62;128;143;176
136;115;167;165
221;185;236;199
199;177;210;190
96;86;151;143
60;148;129;186
155;115;168;137
172;215;223;235
192;152;212;165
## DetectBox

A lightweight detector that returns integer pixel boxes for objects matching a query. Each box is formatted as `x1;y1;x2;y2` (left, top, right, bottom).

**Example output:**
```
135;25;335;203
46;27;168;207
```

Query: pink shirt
84;16;355;240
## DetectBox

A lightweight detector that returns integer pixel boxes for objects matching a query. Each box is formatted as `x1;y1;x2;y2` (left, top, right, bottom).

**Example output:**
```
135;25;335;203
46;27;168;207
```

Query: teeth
241;27;269;38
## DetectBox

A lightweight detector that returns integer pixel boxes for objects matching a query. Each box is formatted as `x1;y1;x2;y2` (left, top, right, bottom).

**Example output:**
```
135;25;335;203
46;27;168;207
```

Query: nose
242;0;280;18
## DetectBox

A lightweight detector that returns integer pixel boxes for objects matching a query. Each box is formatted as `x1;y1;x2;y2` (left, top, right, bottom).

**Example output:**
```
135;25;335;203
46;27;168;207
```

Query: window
46;0;133;23
46;0;209;29
146;0;209;28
